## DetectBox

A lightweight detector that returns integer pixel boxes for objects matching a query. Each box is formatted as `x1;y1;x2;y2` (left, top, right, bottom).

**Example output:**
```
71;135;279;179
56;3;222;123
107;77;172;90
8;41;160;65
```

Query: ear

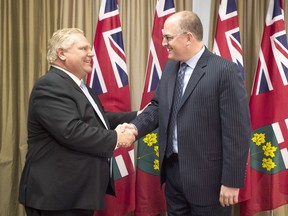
187;32;194;42
186;32;196;46
57;48;66;61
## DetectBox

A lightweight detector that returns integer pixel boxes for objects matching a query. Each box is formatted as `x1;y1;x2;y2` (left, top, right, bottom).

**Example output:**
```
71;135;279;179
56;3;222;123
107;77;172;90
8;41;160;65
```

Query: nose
162;37;168;47
88;49;94;57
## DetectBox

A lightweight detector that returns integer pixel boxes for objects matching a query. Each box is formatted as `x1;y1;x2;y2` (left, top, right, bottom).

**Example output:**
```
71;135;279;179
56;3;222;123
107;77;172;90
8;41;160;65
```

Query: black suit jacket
19;67;136;210
132;48;251;205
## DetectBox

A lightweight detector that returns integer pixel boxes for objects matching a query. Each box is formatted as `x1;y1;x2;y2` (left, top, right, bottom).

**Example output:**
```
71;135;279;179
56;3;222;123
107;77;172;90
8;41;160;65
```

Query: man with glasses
126;11;251;216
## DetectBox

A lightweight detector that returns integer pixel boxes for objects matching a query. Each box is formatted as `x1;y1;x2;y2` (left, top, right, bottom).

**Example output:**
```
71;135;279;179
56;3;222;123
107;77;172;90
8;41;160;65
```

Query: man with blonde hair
19;28;137;216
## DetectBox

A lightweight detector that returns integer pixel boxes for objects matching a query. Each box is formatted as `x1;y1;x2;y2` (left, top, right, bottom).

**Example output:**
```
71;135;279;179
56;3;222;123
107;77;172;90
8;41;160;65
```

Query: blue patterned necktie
166;63;188;158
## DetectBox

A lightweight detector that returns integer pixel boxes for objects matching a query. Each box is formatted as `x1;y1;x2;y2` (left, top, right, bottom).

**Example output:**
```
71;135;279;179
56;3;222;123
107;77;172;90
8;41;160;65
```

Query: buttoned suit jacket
132;48;251;205
19;67;137;210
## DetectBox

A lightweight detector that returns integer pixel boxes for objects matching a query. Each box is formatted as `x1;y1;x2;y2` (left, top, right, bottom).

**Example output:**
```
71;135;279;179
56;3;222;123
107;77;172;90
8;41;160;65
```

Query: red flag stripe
240;0;288;215
135;1;175;215
89;0;135;215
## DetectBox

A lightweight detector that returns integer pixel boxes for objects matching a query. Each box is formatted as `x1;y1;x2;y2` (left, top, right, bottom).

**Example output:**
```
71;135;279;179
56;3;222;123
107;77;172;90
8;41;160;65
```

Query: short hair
47;28;84;64
178;11;203;41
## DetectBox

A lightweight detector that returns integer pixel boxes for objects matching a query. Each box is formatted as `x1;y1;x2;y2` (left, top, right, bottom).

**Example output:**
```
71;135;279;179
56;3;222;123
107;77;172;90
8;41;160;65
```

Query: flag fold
240;0;288;215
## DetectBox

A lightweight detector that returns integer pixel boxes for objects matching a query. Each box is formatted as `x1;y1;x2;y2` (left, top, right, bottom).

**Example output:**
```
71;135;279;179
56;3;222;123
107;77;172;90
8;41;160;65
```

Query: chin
167;53;173;59
86;66;93;72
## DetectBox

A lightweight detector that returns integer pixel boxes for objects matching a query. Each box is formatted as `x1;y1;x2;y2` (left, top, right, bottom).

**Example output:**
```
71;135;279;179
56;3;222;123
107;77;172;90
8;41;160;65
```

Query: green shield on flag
137;128;160;176
250;124;286;174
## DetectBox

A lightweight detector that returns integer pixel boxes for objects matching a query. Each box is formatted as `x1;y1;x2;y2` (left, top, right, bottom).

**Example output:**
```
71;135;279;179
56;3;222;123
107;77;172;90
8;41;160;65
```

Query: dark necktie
166;63;188;158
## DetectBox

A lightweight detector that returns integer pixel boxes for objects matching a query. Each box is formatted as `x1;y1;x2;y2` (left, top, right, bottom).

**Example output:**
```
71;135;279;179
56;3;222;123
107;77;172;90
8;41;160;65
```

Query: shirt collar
185;46;205;69
51;65;83;87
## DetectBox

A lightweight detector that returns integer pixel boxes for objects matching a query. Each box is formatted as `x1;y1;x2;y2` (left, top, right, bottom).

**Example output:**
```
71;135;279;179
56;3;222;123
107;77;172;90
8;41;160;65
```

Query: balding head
166;11;203;42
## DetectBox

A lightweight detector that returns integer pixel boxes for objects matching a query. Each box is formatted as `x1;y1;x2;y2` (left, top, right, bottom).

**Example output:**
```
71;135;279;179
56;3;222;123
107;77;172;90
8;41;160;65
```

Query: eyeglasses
162;32;188;42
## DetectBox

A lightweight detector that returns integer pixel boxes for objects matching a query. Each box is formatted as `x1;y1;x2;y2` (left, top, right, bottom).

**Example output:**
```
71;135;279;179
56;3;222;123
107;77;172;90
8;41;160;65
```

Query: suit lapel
51;67;110;129
88;88;111;128
167;62;181;110
179;49;210;110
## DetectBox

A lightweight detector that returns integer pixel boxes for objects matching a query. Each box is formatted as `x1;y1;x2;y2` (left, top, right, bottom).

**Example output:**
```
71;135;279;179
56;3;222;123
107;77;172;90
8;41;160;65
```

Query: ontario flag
212;0;251;203
86;0;135;215
240;0;288;215
134;1;174;216
213;0;245;80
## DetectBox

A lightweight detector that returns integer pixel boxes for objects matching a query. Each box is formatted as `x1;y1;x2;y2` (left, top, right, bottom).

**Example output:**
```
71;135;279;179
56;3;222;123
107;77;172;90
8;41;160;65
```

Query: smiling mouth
166;47;172;52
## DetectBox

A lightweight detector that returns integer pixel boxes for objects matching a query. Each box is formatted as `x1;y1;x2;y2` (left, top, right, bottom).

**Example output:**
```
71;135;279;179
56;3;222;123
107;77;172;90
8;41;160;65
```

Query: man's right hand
115;123;138;148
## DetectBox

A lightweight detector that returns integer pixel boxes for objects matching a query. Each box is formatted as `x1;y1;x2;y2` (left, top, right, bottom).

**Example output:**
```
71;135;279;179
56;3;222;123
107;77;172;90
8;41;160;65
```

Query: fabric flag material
240;0;288;215
134;1;175;216
213;0;251;203
213;0;245;80
86;0;135;215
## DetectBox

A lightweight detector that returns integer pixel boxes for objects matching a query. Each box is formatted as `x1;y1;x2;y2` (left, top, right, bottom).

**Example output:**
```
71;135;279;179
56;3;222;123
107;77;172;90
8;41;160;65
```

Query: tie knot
181;62;187;66
179;62;188;74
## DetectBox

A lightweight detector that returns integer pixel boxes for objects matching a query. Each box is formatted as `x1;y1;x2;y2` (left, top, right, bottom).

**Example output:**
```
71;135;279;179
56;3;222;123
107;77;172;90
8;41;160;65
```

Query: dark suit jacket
132;48;251;205
19;67;137;210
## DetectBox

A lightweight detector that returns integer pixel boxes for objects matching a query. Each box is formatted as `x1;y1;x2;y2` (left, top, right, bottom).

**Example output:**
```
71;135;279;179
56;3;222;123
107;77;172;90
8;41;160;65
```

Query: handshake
115;123;138;148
